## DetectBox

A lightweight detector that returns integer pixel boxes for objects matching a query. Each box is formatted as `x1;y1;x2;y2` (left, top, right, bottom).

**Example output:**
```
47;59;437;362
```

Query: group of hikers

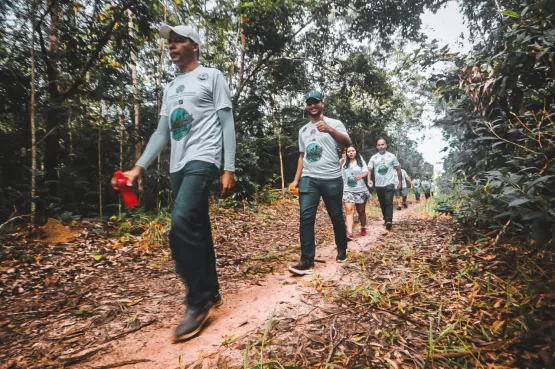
111;25;435;341
286;90;434;276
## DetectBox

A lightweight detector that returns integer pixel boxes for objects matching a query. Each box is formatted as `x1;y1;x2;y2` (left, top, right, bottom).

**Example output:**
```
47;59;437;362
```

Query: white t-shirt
159;66;232;173
342;159;369;193
368;151;400;187
299;117;348;179
413;178;421;188
421;180;431;192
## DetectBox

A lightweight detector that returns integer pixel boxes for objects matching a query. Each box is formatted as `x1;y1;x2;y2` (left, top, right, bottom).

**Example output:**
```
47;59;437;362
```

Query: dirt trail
84;203;420;369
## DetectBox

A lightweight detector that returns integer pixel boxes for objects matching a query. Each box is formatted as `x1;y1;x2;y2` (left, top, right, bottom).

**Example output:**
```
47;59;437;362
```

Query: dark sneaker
385;221;393;230
289;262;314;275
213;292;223;308
346;232;353;241
396;205;402;210
174;301;214;341
402;202;408;208
336;248;347;263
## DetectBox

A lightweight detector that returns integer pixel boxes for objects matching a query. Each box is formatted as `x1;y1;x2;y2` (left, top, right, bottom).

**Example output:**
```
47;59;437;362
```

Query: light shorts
343;190;371;204
394;187;409;197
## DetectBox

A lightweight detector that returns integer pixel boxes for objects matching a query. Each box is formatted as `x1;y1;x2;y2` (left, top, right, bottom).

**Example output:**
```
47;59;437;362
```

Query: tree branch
233;19;313;103
60;0;136;101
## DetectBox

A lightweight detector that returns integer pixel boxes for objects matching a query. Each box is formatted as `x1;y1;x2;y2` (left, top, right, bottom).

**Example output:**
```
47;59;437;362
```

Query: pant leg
299;177;320;265
384;185;395;222
169;160;220;309
320;177;347;250
376;186;387;220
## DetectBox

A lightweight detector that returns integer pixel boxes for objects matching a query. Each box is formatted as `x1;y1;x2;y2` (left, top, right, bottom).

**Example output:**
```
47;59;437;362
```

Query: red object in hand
114;171;139;208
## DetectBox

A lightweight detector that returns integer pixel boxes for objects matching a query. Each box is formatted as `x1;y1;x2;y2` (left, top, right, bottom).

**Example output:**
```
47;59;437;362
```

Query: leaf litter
213;210;554;369
0;199;334;369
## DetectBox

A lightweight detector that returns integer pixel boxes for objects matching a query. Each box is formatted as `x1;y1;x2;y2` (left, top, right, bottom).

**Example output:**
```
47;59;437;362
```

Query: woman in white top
341;146;371;240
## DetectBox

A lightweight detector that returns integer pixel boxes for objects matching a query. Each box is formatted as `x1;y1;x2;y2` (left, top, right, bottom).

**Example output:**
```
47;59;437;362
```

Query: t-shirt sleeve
159;85;169;117
298;129;306;153
391;154;400;167
333;120;349;136
212;70;232;111
368;156;374;169
361;158;369;172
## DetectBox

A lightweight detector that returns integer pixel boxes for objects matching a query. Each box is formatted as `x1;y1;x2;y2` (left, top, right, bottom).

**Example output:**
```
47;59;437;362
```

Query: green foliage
430;0;555;245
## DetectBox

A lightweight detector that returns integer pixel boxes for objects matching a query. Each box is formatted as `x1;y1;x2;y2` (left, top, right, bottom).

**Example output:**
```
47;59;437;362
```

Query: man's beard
378;148;386;154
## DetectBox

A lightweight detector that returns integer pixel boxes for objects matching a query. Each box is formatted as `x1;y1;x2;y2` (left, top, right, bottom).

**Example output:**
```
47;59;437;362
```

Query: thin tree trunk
98;101;104;219
238;15;246;89
156;5;167;211
128;10;142;189
118;89;125;170
30;0;37;223
44;0;61;197
278;126;285;200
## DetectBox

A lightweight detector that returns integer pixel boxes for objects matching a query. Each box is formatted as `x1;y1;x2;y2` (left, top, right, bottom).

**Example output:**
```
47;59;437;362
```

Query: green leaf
501;10;519;18
508;198;530;207
92;252;103;261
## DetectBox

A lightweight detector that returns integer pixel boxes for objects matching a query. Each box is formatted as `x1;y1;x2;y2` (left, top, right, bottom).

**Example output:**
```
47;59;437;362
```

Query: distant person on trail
111;25;236;342
394;168;413;210
288;90;351;275
430;181;436;197
368;138;402;230
413;177;421;202
341;145;371;240
421;178;432;201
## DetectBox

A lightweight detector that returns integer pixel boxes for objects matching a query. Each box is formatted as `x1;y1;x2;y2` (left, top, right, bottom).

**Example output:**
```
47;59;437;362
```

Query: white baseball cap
159;24;202;50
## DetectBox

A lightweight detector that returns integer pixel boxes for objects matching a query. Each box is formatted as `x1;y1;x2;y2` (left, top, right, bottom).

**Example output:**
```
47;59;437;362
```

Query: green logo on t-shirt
170;107;194;141
377;164;388;176
306;143;323;163
347;174;357;187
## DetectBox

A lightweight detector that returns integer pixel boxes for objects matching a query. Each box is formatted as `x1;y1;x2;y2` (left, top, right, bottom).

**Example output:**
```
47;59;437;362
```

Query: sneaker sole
336;258;347;263
173;308;213;342
288;266;315;275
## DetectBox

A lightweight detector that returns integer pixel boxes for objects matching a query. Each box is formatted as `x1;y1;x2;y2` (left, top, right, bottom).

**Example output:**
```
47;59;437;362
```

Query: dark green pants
170;160;220;309
299;176;347;265
376;184;395;222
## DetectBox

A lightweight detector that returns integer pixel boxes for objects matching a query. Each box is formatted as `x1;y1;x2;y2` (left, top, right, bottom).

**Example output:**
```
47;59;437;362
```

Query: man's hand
367;179;373;186
315;120;332;133
397;183;403;190
219;171;235;198
111;166;142;190
289;180;299;189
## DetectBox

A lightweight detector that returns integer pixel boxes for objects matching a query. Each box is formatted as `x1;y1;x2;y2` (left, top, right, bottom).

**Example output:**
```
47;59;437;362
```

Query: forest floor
1;198;553;369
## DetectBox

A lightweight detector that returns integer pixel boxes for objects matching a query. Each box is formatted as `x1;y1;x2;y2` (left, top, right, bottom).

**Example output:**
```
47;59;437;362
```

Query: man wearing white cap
111;24;236;341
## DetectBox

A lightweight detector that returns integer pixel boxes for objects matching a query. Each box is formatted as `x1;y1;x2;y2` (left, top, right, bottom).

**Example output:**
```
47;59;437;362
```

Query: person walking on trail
421;178;432;201
368;138;402;230
111;25;236;342
288;90;351;275
430;181;436;197
341;145;371;240
394;168;413;210
413;177;421;202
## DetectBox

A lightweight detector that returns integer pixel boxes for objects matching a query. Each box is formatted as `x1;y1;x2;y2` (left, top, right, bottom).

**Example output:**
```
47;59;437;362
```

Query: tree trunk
278;126;285;200
98;101;104;219
118;89;125;170
128;9;142;191
238;15;246;90
44;0;61;198
128;10;141;163
30;0;37;222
